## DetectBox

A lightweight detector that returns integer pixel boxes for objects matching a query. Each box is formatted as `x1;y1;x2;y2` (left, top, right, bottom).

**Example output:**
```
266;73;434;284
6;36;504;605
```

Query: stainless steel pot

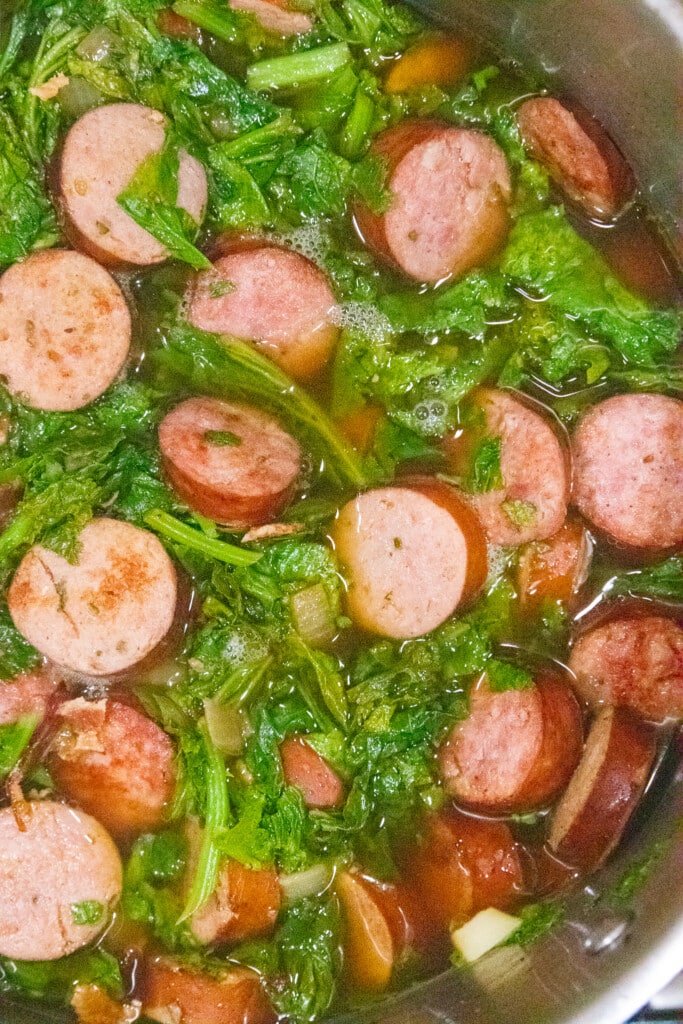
2;3;682;1024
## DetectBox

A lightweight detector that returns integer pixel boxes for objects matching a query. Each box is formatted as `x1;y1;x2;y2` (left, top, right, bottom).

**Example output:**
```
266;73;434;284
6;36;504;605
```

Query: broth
0;1;680;1022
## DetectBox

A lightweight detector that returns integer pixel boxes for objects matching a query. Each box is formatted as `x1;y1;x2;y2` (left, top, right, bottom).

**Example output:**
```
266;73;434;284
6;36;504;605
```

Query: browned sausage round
404;811;524;928
332;480;487;639
58;103;208;267
230;0;312;36
50;697;176;839
0;250;131;411
280;735;345;809
187;246;338;380
517;97;634;219
190;859;281;946
159;397;302;527
0;800;122;960
461;389;569;546
8;518;178;676
439;673;583;813
0;672;58;725
569;615;683;723
517;520;593;612
548;706;656;870
142;959;275;1024
572;394;683;550
354;121;511;283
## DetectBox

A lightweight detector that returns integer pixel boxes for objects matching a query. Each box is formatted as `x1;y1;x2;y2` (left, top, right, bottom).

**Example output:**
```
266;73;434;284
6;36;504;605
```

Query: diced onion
451;907;522;963
289;583;336;648
203;699;245;757
76;26;120;61
56;77;104;118
279;863;334;902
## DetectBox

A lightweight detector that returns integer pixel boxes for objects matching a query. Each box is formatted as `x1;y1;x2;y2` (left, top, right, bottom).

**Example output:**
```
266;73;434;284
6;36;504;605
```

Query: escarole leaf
155;324;370;488
117;132;210;269
502;207;682;367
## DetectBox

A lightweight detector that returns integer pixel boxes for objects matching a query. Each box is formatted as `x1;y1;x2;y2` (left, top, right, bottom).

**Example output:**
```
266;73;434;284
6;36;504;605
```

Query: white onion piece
279;863;334;902
204;698;246;756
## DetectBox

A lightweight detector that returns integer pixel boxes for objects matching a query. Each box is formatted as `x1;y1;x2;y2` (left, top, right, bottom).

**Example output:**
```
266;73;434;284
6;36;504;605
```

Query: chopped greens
0;0;679;1018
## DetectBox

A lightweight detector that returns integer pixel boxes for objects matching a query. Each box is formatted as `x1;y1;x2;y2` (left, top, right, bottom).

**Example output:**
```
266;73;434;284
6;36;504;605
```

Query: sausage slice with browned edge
549;706;656;870
572;393;683;550
405;811;524;929
0;800;122;960
8;518;178;676
159;397;302;527
354;121;511;283
188;246;338;379
190;859;281;946
440;673;583;813
0;250;131;411
569;616;683;723
50;698;177;838
517;97;634;219
280;734;346;808
58;103;208;266
517;520;593;611
332;479;487;639
460;389;570;546
142;959;275;1024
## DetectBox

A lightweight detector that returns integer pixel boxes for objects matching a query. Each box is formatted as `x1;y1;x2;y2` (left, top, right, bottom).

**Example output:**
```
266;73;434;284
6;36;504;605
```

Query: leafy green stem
178;718;230;922
144;510;263;566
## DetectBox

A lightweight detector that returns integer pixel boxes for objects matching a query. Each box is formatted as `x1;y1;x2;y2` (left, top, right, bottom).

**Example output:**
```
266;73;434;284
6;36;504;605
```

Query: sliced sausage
440;673;583;813
159;397;302;528
569;615;683;723
405;811;524;929
548;706;656;870
230;0;312;36
0;250;131;411
572;394;683;550
0;672;59;725
188;246;338;380
58;103;208;267
517;520;592;611
517;97;634;219
190;859;281;946
461;389;569;546
280;735;345;809
0;800;122;960
331;479;487;639
8;518;178;677
142;959;274;1024
336;871;394;992
354;121;511;283
50;698;176;838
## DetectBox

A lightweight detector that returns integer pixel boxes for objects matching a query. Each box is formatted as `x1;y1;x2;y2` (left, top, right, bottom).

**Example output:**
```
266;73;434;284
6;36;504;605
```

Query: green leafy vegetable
0;949;122;1003
486;659;534;693
502;208;681;367
605;556;683;603
144;509;263;566
247;44;352;92
117;133;211;269
0;716;38;781
465;436;503;493
70;901;105;926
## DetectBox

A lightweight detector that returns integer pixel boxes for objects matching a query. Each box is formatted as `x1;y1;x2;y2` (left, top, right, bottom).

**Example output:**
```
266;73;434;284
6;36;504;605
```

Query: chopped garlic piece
451;907;522;963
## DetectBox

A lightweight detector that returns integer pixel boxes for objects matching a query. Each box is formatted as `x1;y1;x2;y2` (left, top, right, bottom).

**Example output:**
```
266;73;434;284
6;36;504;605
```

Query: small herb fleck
209;279;236;299
502;499;537;529
487;658;534;692
393;537;402;549
465;436;503;494
71;900;105;926
204;430;242;447
504;900;565;947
